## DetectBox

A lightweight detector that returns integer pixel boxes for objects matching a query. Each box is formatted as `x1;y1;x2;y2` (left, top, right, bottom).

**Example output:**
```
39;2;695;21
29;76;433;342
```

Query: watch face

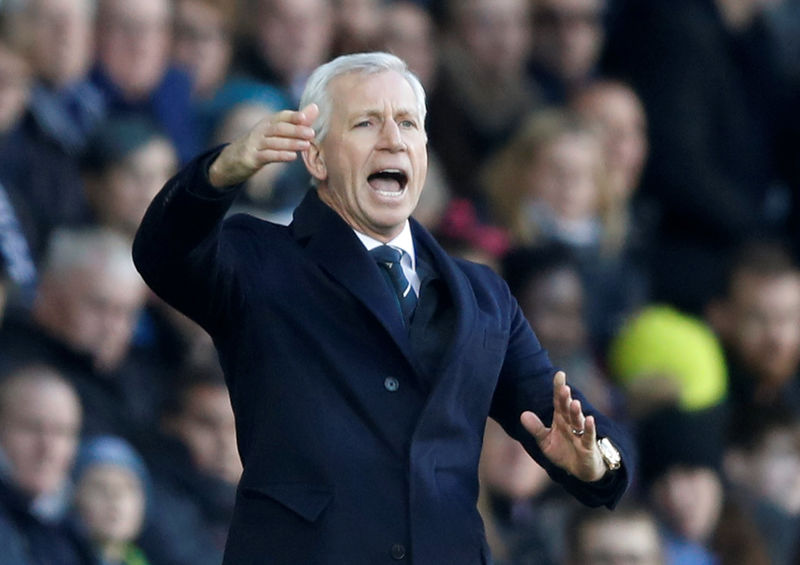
598;438;621;469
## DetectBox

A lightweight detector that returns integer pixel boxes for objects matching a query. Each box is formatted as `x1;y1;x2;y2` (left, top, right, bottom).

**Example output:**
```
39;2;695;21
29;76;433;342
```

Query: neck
99;539;128;564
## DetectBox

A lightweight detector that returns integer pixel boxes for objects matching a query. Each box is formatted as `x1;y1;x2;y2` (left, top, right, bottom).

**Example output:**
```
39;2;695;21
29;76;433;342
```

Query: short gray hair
41;227;141;285
299;51;427;143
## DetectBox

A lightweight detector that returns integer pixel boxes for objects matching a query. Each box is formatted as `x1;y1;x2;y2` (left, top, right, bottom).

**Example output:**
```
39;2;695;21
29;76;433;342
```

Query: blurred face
0;44;31;133
726;271;800;388
74;465;145;545
479;418;550;500
456;0;531;79
532;0;604;84
334;0;383;49
751;429;800;514
255;0;333;86
0;377;80;497
576;516;664;565
574;84;648;201
308;70;428;242
44;264;146;372
173;0;232;97
519;267;586;360
651;467;723;543
382;3;437;88
95;138;179;236
526;132;602;221
28;0;94;87
96;0;172;99
168;384;241;484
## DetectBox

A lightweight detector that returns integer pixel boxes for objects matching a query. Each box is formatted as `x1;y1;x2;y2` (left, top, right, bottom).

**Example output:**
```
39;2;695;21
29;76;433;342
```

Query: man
92;0;199;163
136;362;240;565
0;227;156;437
133;52;632;564
0;364;94;565
705;240;800;411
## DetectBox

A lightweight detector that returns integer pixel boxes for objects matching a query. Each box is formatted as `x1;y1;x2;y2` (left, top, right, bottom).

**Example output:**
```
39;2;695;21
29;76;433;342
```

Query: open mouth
367;169;408;195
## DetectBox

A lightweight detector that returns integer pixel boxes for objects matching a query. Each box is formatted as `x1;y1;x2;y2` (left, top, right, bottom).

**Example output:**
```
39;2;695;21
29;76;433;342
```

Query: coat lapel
291;190;413;359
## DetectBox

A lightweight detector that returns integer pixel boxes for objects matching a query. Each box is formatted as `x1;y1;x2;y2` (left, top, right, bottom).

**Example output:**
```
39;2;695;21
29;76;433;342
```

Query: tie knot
370;245;403;266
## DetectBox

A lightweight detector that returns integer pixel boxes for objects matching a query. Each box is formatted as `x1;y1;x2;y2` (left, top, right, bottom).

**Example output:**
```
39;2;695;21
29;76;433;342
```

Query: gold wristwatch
597;437;622;471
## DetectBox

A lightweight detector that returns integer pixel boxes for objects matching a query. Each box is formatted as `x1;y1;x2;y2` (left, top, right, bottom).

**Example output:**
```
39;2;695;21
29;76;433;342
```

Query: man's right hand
208;103;319;189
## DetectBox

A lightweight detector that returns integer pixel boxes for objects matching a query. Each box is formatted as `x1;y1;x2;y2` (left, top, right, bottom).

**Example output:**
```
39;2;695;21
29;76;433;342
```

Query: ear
302;142;327;184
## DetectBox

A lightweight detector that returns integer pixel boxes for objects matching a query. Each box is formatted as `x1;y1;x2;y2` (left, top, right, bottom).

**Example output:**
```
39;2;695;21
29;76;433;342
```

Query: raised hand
209;103;320;188
520;371;607;482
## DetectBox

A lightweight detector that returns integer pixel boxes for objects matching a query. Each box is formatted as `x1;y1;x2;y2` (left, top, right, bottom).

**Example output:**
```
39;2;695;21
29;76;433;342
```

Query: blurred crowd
0;0;799;563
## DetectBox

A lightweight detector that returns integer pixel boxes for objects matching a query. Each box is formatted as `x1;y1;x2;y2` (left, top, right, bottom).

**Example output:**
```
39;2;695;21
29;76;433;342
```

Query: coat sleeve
488;293;635;509
132;146;244;334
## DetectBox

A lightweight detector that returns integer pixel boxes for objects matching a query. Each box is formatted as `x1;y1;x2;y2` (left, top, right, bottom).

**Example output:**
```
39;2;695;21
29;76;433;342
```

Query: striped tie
370;245;417;324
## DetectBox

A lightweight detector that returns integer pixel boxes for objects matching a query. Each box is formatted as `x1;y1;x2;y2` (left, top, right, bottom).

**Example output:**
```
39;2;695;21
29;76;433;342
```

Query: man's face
727;271;800;387
167;384;241;484
308;70;428;242
48;264;146;372
29;0;94;87
255;0;333;86
651;466;723;543
96;0;171;99
0;377;81;497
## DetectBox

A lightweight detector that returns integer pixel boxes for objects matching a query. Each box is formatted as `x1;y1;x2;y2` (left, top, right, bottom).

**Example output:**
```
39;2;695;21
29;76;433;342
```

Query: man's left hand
520;371;608;482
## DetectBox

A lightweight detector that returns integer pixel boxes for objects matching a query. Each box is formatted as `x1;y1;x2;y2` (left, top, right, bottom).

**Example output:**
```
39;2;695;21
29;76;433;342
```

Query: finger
257;135;312;152
569;399;586;435
520;410;549;444
583;415;598;447
258;149;301;163
299;103;320;124
265;121;316;141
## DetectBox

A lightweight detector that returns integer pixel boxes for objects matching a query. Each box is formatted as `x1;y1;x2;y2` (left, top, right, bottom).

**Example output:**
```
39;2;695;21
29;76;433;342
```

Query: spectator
563;501;666;565
81;117;179;240
705;240;800;412
427;0;544;207
0;227;156;437
570;79;650;246
0;26;86;269
23;0;104;155
0;364;94;565
92;0;199;163
72;436;152;565
172;0;290;146
234;0;334;105
503;244;616;415
724;406;800;565
136;362;238;565
478;418;566;565
380;1;439;91
331;0;384;56
639;405;771;565
529;0;607;103
602;0;797;314
485;109;646;348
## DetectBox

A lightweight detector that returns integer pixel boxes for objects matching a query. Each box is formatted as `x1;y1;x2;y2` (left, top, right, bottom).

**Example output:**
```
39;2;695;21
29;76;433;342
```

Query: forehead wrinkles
330;71;422;121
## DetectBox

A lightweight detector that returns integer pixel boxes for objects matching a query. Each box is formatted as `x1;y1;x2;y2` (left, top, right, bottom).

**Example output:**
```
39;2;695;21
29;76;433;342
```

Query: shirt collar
353;221;416;271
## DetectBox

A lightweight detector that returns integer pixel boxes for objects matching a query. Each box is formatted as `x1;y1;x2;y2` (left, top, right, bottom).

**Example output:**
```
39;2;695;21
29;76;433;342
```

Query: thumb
520;410;548;444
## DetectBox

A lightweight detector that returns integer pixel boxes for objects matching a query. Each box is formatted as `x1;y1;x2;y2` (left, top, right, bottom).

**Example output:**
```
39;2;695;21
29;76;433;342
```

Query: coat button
384;377;399;392
390;544;406;560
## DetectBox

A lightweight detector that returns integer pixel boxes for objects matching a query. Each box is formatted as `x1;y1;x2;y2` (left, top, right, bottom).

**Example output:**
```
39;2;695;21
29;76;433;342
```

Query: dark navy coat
133;149;633;565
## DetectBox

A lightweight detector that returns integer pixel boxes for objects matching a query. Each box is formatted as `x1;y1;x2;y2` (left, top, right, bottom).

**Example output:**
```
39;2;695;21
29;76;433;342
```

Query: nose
378;119;405;152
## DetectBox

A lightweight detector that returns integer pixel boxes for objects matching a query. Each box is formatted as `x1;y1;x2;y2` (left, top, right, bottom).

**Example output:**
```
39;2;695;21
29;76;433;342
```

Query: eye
399;119;417;129
354;119;373;128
